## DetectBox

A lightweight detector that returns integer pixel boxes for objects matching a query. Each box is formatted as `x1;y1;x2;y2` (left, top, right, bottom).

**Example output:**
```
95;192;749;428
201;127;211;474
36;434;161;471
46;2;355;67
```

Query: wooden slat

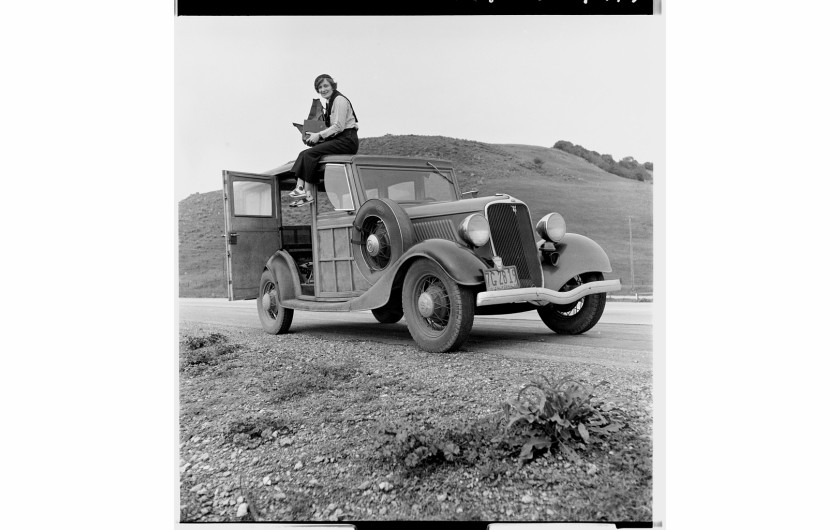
318;229;335;260
334;227;350;258
320;259;336;292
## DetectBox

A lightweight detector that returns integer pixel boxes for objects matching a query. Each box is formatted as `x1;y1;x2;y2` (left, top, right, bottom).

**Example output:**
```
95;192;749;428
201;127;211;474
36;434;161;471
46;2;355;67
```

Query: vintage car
222;155;621;353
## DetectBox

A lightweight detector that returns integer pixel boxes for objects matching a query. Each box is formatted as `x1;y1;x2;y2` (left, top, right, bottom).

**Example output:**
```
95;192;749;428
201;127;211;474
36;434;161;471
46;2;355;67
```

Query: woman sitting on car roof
289;74;359;207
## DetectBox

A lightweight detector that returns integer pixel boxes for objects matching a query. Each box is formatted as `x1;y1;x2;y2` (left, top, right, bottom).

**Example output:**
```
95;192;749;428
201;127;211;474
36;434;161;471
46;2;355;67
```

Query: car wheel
257;270;294;334
402;259;475;352
371;304;404;324
351;198;415;283
537;271;607;335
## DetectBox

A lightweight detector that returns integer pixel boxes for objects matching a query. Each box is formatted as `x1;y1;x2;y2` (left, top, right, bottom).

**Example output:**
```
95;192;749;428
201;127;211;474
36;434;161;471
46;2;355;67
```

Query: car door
222;170;280;300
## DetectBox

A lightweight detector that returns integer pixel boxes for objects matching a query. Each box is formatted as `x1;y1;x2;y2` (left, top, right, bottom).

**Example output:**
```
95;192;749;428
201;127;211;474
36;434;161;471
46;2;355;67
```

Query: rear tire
538;272;607;335
257;270;294;334
402;259;475;352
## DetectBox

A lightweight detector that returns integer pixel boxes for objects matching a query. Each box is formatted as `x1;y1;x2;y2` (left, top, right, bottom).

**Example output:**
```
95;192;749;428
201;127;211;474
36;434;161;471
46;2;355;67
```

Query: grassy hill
179;190;227;297
179;135;652;297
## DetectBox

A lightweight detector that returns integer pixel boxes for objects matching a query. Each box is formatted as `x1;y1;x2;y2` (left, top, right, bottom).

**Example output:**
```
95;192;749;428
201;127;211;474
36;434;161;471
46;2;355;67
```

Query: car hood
402;195;513;220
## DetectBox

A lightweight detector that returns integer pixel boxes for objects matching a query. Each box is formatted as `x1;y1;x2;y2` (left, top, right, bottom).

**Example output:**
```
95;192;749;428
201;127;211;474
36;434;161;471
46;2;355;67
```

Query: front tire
402;260;475;353
538;272;607;335
257;270;294;334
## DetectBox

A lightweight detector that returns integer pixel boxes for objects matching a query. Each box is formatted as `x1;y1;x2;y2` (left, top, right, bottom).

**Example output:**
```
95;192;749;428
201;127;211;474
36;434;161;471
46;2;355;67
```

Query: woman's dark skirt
291;128;359;184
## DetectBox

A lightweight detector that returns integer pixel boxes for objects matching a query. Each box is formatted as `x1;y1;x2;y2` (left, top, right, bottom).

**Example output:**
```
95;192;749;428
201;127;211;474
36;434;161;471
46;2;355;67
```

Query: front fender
264;250;301;303
542;233;613;290
346;239;487;311
398;239;487;286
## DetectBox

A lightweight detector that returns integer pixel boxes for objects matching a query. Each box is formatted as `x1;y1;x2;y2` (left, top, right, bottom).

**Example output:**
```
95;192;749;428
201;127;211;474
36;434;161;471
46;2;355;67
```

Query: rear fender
264;251;301;303
541;233;613;290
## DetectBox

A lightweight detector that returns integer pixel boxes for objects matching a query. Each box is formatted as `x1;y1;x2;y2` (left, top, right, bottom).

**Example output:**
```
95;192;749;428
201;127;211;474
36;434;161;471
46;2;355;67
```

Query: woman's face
317;79;334;100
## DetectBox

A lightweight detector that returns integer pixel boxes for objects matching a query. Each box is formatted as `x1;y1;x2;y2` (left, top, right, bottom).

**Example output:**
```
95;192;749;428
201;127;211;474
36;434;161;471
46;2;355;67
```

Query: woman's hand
306;132;321;145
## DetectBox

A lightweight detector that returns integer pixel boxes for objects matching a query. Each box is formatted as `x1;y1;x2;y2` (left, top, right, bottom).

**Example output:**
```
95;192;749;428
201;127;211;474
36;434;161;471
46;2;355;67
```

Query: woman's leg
290;130;359;206
290;146;327;205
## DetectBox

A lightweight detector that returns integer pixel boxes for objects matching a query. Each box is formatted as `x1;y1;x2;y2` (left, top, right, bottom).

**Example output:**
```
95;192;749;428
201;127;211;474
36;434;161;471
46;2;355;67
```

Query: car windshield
358;167;457;203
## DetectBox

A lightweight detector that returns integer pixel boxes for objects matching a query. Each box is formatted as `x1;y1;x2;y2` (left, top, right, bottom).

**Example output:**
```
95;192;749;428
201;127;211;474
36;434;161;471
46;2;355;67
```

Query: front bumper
476;279;622;307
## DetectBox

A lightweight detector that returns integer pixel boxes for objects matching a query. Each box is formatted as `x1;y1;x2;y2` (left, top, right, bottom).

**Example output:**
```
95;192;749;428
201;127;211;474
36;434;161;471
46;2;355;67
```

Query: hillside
179;190;227;297
179;135;652;297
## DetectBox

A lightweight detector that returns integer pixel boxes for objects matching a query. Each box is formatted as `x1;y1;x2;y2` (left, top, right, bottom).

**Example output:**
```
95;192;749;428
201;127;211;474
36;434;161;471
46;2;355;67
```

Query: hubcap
262;283;277;319
361;216;391;270
418;292;435;318
415;276;450;331
366;234;380;256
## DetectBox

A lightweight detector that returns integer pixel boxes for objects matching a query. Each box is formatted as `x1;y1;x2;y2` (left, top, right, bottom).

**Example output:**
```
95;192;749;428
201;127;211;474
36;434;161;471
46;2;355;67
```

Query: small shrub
183;332;227;351
182;349;214;368
373;416;501;471
475;457;505;481
533;157;544;168
180;333;238;371
503;375;625;462
374;423;457;469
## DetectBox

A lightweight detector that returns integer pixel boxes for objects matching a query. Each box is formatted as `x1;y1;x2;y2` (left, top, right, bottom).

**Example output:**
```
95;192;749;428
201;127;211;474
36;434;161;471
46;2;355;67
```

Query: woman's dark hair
314;74;337;91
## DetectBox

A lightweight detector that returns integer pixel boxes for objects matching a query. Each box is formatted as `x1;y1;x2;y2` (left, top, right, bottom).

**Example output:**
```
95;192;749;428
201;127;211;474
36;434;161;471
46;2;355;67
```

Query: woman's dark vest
325;90;358;128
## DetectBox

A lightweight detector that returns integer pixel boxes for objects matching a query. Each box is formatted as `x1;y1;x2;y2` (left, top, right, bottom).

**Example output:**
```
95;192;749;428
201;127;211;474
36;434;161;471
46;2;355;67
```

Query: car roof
262;155;455;178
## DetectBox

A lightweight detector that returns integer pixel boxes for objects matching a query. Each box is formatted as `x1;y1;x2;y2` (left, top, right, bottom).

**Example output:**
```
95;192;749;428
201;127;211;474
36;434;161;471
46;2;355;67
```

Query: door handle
228;232;238;244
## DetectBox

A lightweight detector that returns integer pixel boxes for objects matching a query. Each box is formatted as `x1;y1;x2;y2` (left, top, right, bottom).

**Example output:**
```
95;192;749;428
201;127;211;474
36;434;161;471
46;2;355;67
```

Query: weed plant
179;332;238;372
373;416;503;472
503;375;625;462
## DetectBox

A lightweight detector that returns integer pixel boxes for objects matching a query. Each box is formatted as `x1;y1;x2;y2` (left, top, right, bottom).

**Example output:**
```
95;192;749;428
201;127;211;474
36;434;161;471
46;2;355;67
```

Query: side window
322;164;355;212
233;180;273;217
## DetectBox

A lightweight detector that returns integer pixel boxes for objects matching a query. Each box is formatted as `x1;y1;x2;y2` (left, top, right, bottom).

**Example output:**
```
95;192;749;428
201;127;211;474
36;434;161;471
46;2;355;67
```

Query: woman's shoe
289;186;306;198
290;195;314;208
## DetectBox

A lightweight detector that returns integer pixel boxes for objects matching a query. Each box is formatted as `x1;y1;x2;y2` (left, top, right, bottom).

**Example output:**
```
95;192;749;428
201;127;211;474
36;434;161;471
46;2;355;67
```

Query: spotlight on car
536;213;566;243
458;214;491;247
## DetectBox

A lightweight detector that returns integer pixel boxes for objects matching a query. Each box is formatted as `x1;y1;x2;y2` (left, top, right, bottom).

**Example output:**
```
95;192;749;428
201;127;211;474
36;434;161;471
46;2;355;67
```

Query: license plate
483;265;520;291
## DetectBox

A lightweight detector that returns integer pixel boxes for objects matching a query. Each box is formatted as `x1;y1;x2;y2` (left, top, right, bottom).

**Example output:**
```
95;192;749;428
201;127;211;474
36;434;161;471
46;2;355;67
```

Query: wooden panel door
315;216;369;298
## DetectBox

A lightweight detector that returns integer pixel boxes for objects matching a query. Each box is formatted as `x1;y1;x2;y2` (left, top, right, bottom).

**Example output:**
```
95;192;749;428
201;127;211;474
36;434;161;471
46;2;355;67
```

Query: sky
175;16;663;199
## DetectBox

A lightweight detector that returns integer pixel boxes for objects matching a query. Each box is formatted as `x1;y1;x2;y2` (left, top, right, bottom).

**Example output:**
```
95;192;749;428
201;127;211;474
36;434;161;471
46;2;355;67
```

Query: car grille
413;219;457;242
486;202;542;288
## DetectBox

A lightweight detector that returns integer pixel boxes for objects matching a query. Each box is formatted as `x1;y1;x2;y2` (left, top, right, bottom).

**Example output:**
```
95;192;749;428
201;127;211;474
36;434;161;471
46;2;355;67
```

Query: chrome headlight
458;214;491;247
536;213;566;243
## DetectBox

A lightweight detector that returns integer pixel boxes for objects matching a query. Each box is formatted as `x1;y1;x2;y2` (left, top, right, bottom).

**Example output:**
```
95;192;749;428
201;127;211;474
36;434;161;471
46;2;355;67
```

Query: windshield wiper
426;161;454;185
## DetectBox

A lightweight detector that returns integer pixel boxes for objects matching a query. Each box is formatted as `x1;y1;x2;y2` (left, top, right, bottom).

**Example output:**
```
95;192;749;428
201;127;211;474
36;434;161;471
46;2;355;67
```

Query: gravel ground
178;321;652;522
